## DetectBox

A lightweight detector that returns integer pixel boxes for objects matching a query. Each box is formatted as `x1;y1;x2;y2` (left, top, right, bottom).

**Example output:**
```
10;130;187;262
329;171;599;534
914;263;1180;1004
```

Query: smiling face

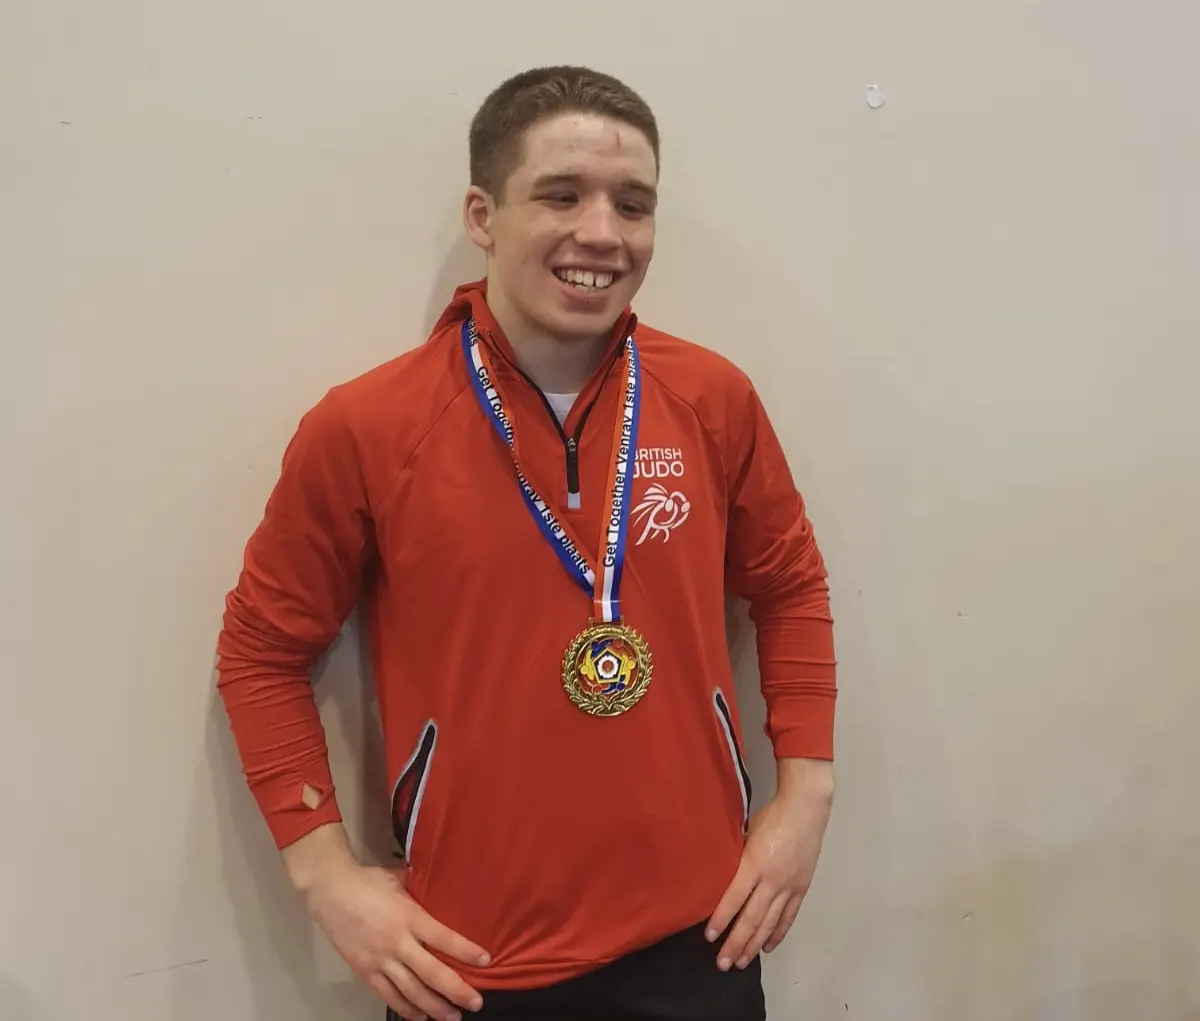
464;111;658;347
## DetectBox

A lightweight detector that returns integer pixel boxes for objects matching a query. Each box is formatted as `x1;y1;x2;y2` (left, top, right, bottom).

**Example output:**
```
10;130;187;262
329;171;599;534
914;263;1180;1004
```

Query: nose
574;195;622;249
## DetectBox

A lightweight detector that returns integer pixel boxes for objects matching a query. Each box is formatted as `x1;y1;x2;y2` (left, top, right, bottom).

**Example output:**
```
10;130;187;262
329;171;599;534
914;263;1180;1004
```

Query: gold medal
463;319;652;718
561;620;653;717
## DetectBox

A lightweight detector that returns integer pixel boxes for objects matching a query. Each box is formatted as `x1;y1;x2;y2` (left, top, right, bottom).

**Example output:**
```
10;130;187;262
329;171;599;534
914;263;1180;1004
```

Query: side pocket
713;689;752;832
391;720;438;864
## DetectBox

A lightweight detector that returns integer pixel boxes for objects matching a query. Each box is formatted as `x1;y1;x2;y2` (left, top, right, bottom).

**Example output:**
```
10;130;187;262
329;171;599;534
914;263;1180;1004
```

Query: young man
217;66;837;1021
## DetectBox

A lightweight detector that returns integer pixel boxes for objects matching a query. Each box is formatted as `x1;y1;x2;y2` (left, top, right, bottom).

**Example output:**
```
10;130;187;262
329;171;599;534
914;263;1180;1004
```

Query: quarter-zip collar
435;279;638;405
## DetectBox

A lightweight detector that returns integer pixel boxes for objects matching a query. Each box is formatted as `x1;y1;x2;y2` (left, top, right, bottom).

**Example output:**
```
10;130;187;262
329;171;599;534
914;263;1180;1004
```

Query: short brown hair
469;65;660;200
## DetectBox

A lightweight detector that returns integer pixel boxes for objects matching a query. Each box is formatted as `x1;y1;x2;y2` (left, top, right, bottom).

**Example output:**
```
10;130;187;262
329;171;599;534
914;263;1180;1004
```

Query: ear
462;185;496;252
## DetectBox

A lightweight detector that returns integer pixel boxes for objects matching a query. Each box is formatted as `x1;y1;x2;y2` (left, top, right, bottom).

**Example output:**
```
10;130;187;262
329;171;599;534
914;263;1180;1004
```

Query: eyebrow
531;172;658;200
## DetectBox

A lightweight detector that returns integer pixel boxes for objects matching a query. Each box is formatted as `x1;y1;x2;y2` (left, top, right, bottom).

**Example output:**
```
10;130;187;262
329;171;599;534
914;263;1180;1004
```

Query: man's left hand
705;758;834;971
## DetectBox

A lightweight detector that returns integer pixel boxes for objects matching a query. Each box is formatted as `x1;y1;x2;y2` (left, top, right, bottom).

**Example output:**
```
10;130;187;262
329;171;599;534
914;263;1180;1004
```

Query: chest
379;383;728;600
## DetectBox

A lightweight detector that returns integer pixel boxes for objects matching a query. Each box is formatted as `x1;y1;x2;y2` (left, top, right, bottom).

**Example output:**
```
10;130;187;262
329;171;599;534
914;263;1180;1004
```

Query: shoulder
295;325;469;484
332;327;464;417
633;320;761;429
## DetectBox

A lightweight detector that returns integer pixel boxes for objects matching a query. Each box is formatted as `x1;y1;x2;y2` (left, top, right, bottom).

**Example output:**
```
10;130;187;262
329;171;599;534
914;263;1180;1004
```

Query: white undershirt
545;392;578;425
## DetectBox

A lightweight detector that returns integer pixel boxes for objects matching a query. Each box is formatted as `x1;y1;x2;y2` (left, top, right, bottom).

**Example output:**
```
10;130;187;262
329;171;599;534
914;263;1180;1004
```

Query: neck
486;281;609;394
508;331;607;394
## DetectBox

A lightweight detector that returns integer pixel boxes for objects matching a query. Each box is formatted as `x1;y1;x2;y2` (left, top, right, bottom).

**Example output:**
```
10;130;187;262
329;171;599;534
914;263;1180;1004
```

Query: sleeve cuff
764;689;836;760
248;770;345;850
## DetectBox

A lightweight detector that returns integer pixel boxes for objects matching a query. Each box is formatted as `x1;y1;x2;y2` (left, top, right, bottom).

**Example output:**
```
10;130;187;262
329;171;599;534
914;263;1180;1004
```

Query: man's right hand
283;824;491;1021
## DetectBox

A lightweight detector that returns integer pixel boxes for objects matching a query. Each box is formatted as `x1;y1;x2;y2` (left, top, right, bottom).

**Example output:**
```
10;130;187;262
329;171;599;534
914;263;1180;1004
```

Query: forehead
510;112;657;187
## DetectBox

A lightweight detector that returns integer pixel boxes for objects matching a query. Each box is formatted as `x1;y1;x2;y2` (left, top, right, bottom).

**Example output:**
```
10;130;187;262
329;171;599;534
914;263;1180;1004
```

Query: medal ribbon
462;319;641;625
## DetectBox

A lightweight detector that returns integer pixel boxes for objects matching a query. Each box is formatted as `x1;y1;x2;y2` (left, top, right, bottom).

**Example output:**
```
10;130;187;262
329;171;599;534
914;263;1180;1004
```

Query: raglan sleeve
723;371;837;761
216;388;377;849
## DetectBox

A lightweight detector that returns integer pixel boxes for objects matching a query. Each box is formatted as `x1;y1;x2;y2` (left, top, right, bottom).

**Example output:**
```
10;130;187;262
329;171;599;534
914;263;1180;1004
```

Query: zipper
391;720;438;865
713;689;752;832
565;437;580;508
508;344;624;510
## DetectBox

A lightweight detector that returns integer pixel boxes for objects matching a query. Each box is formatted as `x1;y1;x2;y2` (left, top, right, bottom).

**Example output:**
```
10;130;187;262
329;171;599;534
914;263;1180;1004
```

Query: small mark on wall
124;958;210;980
865;85;886;109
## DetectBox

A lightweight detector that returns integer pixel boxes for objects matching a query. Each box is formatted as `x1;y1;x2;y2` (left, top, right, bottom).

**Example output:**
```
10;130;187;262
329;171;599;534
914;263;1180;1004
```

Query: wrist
280;822;360;897
774;756;835;804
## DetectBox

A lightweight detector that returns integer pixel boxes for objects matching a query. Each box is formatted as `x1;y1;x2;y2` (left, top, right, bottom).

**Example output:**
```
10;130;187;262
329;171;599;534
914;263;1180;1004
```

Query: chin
538;311;617;344
541;278;638;338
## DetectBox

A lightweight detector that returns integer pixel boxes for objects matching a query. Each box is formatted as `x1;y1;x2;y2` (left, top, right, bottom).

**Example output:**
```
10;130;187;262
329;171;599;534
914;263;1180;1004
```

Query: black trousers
386;923;766;1021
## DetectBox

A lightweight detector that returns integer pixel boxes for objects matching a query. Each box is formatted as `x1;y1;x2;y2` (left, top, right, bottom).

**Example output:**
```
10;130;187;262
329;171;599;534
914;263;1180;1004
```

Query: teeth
556;268;615;290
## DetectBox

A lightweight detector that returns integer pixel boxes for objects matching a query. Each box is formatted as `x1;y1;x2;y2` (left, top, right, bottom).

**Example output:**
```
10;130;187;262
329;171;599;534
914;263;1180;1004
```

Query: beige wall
2;2;1198;1019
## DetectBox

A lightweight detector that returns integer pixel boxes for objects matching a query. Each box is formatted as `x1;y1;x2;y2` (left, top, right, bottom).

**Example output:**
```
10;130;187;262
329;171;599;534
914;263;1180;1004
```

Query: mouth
553;267;620;293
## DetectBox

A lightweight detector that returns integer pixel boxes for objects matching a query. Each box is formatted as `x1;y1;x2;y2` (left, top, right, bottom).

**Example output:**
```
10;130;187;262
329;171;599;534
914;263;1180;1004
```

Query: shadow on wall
191;233;483;1020
0;973;36;1021
423;232;482;337
197;622;384;1021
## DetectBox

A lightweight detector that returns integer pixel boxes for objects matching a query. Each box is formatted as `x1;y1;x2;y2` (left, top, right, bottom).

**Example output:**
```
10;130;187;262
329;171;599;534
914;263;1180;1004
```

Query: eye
618;199;654;218
541;193;577;207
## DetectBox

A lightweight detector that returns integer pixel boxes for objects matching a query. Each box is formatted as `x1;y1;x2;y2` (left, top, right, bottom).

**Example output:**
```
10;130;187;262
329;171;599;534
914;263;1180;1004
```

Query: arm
216;392;489;1021
216;388;374;851
707;374;837;967
723;379;837;765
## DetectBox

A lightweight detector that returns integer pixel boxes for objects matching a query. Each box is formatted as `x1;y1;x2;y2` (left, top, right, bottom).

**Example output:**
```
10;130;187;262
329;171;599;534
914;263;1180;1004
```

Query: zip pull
566;437;581;510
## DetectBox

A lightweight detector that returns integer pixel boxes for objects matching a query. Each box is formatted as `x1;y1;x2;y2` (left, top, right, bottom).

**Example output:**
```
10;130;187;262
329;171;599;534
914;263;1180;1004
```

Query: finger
384;960;461;1021
415;913;492;969
705;861;758;944
367;974;425;1020
717;880;776;970
737;891;789;966
763;892;805;954
403;941;485;1014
